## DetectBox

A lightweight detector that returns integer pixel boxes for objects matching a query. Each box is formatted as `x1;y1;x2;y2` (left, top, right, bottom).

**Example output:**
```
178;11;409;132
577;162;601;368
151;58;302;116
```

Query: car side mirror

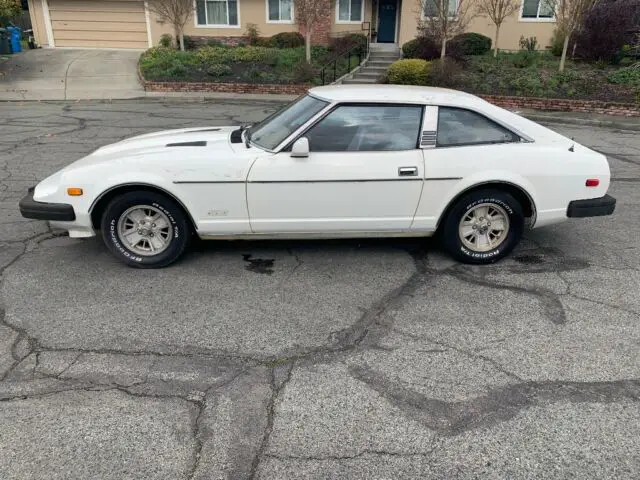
291;137;309;158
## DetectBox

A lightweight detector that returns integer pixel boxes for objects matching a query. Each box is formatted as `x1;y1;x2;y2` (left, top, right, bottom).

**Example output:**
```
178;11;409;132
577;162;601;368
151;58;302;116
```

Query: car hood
59;126;239;171
93;126;236;158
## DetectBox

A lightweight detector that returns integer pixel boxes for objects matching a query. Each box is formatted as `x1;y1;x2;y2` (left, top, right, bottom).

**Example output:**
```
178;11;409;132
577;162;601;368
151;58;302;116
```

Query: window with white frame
521;0;554;19
337;0;363;22
423;0;457;17
196;0;239;26
268;0;293;21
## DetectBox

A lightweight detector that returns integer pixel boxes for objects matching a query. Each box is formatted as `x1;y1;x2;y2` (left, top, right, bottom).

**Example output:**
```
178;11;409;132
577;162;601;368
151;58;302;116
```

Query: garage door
49;0;149;49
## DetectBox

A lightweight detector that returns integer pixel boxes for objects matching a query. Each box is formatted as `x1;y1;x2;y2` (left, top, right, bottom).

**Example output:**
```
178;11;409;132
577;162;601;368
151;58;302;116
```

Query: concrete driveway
0;49;144;101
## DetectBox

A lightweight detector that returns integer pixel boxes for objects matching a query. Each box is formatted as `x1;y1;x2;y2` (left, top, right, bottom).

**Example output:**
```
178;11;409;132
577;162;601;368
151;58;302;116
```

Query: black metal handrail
319;23;371;85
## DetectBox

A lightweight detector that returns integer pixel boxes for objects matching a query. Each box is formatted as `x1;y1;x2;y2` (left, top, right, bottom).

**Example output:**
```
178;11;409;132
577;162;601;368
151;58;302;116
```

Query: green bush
206;63;232;77
140;47;200;77
159;34;173;48
196;46;277;63
402;39;419;58
402;37;440;60
510;72;544;96
511;51;537;68
387;59;431;85
329;33;368;56
550;29;564;57
519;36;538;52
182;35;198;50
206;38;224;47
449;33;492;56
271;32;305;48
607;66;640;87
428;58;462;87
292;62;317;83
244;23;261;46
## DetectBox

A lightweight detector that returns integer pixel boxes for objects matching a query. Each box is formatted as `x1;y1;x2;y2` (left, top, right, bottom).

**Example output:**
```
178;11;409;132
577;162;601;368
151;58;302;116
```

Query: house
26;0;557;51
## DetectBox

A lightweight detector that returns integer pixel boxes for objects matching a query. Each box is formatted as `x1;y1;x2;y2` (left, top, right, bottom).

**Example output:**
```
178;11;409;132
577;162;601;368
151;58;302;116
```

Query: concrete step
369;53;400;60
366;60;396;68
355;71;385;78
342;77;379;84
361;65;389;73
369;43;400;51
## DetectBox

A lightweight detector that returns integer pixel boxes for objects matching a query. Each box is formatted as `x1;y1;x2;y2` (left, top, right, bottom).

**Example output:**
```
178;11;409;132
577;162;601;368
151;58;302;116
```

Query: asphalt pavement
0;99;639;479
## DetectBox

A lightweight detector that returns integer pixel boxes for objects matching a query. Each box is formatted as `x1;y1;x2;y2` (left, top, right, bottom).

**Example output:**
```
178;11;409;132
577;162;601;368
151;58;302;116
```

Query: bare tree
547;0;600;71
294;0;328;62
475;0;520;57
146;0;193;51
418;0;476;58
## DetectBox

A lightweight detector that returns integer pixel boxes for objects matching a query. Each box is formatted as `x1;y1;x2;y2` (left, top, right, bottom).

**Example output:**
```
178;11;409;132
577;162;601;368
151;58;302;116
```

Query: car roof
308;84;484;108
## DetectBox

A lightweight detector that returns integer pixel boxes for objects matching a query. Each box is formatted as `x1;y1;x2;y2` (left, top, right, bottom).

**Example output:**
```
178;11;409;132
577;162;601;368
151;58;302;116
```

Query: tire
100;191;190;268
441;189;524;265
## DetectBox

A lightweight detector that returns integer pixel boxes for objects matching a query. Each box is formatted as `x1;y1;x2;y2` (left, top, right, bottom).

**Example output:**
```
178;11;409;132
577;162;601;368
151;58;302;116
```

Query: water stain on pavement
242;254;275;275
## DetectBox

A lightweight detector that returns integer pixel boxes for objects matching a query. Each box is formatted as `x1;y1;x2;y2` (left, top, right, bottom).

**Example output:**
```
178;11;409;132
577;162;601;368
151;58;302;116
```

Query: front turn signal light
67;188;83;196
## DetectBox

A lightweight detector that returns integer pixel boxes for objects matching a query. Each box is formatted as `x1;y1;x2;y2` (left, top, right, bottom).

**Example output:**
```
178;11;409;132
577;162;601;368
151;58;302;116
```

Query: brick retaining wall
143;81;310;95
142;78;640;116
480;95;640;117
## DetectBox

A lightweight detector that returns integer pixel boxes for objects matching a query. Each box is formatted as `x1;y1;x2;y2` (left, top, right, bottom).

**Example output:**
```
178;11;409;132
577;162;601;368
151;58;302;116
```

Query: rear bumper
19;187;76;221
567;194;616;218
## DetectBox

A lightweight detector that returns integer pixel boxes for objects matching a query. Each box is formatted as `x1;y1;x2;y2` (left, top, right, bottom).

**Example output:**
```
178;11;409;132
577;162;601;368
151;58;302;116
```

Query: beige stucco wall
27;0;49;47
28;0;555;51
398;0;556;50
150;0;297;44
149;0;373;45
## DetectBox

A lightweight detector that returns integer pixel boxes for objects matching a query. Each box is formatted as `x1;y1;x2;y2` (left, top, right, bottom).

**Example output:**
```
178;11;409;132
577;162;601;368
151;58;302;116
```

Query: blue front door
377;0;397;43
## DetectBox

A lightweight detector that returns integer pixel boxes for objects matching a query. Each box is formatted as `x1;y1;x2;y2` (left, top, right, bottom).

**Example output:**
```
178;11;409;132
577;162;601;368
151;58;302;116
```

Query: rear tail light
585;179;599;187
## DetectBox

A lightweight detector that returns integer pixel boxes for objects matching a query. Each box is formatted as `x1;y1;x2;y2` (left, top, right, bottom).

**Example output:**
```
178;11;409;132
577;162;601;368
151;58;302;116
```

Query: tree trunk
178;28;185;52
305;28;312;63
559;34;570;72
440;36;446;59
493;24;500;58
571;41;577;58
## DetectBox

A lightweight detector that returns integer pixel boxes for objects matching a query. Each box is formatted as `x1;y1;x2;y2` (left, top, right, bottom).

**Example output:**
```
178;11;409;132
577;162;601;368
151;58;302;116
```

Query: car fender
86;171;192;214
414;170;539;231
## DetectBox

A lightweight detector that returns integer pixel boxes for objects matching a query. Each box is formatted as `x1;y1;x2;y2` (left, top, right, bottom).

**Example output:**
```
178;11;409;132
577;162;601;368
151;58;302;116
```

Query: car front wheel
100;191;190;268
441;189;524;264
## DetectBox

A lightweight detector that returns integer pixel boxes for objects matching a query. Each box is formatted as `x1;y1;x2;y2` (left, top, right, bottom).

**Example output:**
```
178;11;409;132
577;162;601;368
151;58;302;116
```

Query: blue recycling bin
6;26;21;54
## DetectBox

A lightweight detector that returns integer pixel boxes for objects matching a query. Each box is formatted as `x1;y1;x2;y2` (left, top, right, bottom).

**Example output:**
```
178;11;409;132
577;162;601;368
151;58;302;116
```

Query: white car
20;85;616;268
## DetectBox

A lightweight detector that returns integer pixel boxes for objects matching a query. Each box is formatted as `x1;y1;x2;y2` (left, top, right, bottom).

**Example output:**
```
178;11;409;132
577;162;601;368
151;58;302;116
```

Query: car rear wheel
100;191;190;268
441;189;524;264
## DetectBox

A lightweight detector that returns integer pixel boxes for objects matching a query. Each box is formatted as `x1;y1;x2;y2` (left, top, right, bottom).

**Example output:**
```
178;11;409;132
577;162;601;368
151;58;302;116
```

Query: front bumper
567;194;616;218
19;187;76;221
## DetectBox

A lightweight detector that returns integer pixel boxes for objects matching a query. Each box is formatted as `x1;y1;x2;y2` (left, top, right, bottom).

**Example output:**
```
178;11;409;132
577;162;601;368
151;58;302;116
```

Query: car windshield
249;95;329;151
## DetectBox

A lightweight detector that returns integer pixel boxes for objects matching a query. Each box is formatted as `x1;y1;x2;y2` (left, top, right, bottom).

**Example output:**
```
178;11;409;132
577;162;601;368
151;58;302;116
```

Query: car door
246;103;425;233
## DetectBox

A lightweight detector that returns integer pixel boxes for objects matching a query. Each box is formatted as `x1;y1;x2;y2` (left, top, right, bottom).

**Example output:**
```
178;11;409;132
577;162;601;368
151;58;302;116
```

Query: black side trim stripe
173;178;461;185
249;179;423;184
166;141;207;147
174;180;244;184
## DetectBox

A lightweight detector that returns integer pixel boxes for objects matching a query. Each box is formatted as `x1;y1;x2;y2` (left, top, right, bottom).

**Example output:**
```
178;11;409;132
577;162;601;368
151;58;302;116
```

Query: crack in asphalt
349;364;640;436
249;362;294;479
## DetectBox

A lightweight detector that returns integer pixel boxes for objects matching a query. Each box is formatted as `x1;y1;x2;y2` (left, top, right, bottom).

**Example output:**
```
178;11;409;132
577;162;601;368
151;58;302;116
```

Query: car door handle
398;167;418;177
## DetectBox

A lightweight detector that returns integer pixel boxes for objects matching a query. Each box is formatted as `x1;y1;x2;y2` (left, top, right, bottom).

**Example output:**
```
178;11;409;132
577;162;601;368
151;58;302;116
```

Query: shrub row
402;32;492;60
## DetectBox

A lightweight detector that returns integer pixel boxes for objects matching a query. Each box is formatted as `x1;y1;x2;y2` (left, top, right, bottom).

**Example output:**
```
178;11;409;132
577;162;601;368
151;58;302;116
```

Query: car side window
436;107;519;147
304;105;422;152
